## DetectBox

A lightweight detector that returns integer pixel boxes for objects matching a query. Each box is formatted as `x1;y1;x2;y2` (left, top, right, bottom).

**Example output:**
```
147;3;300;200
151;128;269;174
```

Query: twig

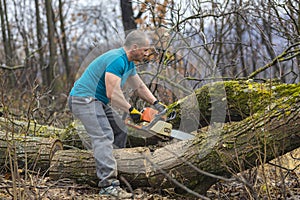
0;64;24;70
142;152;211;200
248;42;300;79
139;71;192;94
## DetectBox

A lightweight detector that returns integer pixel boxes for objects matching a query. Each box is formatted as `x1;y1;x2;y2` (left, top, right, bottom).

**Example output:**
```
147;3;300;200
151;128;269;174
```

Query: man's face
131;39;152;62
133;46;151;62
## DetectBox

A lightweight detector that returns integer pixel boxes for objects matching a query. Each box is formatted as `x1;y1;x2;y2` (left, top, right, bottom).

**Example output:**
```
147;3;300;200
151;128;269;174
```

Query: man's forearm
110;88;132;113
136;84;157;105
106;72;132;112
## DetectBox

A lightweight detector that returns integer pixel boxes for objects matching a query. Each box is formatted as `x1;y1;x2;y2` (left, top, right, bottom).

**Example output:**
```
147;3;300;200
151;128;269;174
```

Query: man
68;30;166;198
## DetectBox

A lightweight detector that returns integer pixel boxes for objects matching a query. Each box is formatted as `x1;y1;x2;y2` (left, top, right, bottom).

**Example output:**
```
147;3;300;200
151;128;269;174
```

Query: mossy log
49;86;300;195
167;80;298;131
0;132;63;172
0;117;83;148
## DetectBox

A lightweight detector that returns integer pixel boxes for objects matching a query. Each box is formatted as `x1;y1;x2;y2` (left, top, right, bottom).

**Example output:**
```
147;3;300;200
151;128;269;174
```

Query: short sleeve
105;57;126;77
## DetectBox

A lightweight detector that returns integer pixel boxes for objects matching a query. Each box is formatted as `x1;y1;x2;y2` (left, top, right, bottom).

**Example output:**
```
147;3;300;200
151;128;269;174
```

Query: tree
0;0;15;85
120;0;137;34
34;0;45;85
58;0;71;85
44;0;56;88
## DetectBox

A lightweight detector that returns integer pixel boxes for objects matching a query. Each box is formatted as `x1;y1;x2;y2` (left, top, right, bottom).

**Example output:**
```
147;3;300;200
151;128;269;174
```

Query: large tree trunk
167;80;294;131
49;82;300;195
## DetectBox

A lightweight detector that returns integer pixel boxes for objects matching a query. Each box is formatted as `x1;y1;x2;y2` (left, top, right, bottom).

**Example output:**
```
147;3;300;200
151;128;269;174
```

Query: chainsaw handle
142;109;165;130
157;108;167;116
166;111;176;121
156;109;176;121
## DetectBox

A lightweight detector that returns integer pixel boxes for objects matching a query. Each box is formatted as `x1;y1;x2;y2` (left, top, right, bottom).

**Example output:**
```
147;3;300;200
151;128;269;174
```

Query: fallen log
49;147;152;186
0;132;63;172
0;117;84;148
49;89;300;195
167;80;292;130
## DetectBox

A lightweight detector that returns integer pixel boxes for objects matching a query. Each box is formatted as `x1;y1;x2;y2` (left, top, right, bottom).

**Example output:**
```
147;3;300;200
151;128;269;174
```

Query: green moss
163;80;300;131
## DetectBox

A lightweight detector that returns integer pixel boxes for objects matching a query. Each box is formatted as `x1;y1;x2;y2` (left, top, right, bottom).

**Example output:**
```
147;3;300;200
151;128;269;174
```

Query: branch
248;42;300;79
138;71;192;94
0;64;24;70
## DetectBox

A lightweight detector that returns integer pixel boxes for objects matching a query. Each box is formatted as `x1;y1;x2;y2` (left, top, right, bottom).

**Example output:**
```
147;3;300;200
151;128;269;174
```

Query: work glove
129;106;142;123
153;100;167;113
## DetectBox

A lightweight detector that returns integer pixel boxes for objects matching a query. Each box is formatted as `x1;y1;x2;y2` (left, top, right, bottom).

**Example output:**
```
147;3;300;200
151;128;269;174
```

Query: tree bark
44;0;56;87
167;80;297;131
0;117;84;148
34;0;45;85
0;0;15;85
49;85;300;195
58;0;71;85
0;132;63;172
120;0;137;35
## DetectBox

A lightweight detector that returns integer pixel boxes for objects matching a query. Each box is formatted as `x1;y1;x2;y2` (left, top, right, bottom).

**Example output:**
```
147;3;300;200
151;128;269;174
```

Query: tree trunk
44;0;56;87
58;0;71;85
0;132;63;172
0;117;84;148
120;0;136;35
0;0;15;85
167;80;297;131
35;0;45;85
3;81;294;148
49;87;300;195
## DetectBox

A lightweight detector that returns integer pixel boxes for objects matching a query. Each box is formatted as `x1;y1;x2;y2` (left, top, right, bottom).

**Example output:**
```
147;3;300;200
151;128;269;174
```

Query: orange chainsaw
125;107;195;140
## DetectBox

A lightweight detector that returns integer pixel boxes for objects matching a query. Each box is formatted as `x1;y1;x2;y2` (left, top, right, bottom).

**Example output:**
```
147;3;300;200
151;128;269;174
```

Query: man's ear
132;44;138;50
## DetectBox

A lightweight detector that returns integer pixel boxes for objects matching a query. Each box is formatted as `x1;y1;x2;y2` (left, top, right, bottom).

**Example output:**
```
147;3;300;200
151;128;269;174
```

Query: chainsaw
125;107;195;140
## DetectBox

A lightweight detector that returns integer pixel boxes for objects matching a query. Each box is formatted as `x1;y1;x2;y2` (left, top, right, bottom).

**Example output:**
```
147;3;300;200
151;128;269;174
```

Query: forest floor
0;149;299;200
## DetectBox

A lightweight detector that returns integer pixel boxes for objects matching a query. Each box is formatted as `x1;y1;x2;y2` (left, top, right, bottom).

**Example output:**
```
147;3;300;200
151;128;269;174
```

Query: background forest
0;0;300;199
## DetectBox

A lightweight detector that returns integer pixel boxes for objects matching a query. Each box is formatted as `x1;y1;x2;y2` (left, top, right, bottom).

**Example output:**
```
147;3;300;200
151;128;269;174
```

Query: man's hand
153;100;167;112
129;106;142;123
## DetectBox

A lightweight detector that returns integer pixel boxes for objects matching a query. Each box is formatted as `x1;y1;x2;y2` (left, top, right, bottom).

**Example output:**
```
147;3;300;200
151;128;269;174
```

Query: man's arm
105;72;131;112
127;74;157;105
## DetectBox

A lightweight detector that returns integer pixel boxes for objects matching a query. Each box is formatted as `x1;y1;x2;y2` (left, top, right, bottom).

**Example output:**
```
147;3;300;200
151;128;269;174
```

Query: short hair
124;30;149;49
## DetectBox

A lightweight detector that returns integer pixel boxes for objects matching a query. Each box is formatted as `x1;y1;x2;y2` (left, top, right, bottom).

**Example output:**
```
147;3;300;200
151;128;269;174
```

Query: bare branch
139;71;192;94
0;64;24;70
248;42;300;79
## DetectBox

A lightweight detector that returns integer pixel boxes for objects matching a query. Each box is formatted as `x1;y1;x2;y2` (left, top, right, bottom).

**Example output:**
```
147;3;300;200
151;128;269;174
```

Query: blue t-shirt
70;47;136;104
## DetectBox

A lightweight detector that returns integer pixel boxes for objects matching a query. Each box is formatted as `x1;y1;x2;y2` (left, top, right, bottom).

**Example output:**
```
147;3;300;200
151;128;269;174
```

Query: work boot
99;185;133;199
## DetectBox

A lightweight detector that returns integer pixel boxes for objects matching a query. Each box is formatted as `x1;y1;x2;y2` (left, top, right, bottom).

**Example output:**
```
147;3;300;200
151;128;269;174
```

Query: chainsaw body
125;107;173;139
125;107;194;140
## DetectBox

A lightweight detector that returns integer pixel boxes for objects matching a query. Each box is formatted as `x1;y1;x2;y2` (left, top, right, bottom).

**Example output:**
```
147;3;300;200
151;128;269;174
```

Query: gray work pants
68;96;127;187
